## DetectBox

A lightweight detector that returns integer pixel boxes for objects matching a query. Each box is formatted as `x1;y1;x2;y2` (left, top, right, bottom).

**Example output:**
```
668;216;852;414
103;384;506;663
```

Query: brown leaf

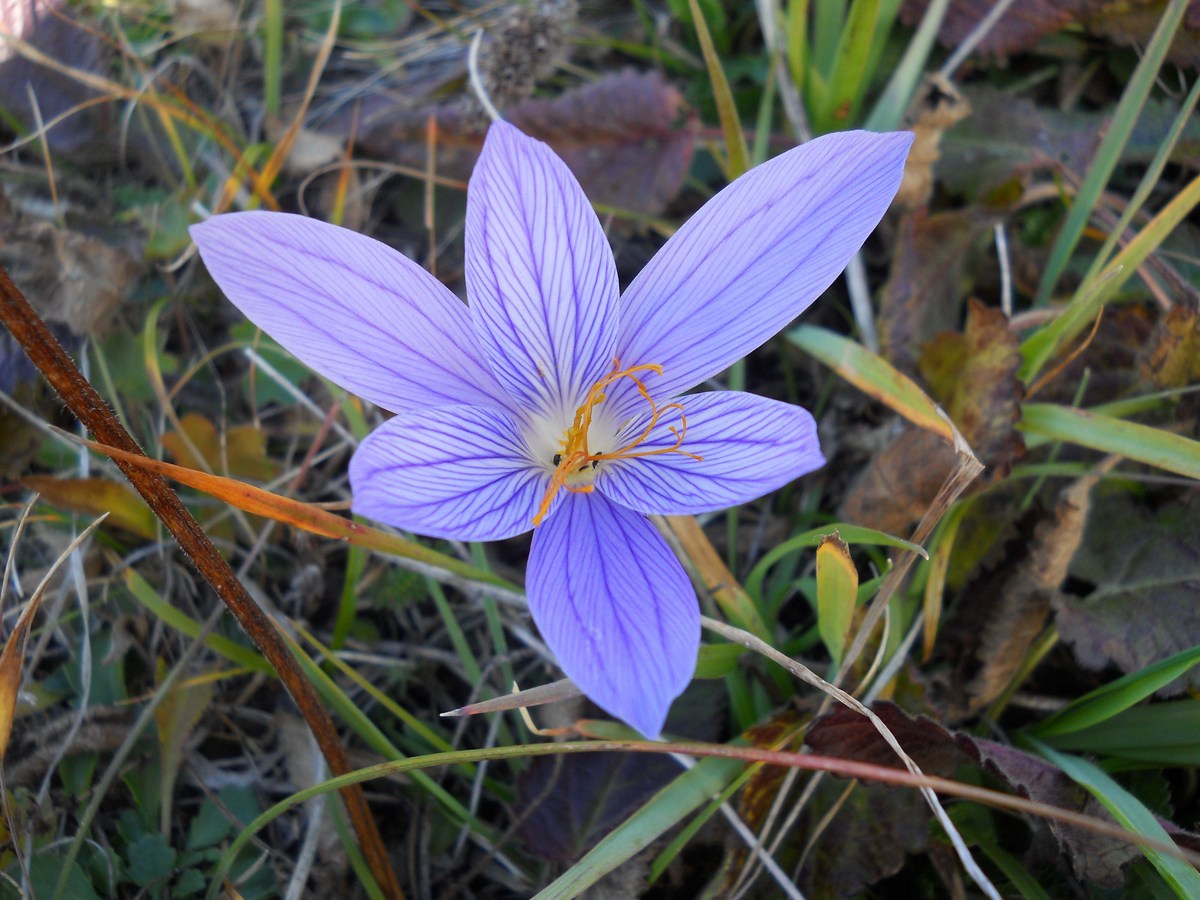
839;425;958;536
348;70;698;217
805;702;1141;887
1057;492;1200;696
0;217;137;338
894;73;972;210
953;467;1103;714
1141;305;1200;390
919;299;1025;477
879;208;996;376
937;86;1101;197
162;412;277;482
968;738;1136;886
805;702;968;776
899;0;1200;65
799;780;930;896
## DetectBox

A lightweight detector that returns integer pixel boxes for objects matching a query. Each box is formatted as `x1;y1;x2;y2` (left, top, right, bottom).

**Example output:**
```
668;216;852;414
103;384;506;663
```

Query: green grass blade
532;754;745;898
745;522;926;602
688;0;750;178
789;324;956;441
1082;76;1200;287
1032;743;1200;897
1032;0;1188;306
864;0;950;130
1020;168;1200;381
786;0;810;96
814;0;881;132
1040;700;1200;766
1031;643;1200;737
1019;403;1200;481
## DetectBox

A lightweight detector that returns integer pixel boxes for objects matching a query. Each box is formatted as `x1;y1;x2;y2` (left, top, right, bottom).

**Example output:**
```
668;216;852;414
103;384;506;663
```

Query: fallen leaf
343;69;699;218
839;425;958;536
1140;305;1200;390
879;208;997;376
938;85;1100;199
162;412;277;482
1057;492;1200;697
951;466;1104;715
919;299;1025;478
0;216;138;338
799;779;930;896
805;702;1146;887
898;0;1200;66
894;73;971;209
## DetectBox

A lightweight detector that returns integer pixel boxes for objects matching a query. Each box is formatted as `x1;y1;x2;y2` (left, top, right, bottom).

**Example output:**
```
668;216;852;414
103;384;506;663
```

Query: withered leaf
899;1;1200;66
805;702;967;776
879;208;996;376
939;86;1200;199
162;412;277;482
805;702;1146;887
899;0;1086;59
894;73;971;210
1141;305;1200;390
799;781;930;897
839;425;958;536
919;299;1025;477
1057;492;1200;697
0;217;137;338
937;86;1100;197
346;70;698;218
952;467;1102;715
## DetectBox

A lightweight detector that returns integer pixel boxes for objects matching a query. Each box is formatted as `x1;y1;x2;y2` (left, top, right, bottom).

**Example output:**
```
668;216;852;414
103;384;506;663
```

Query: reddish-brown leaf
348;70;698;217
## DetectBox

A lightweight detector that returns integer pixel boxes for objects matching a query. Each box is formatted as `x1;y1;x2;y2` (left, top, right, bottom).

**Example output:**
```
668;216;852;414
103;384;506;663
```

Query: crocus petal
608;131;913;421
191;212;510;414
595;391;824;515
349;404;547;541
465;121;619;420
528;492;698;739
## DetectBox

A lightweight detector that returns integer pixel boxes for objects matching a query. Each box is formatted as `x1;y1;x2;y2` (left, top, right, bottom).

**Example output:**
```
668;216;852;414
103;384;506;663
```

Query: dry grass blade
0;511;107;765
701;615;1002;900
0;264;405;900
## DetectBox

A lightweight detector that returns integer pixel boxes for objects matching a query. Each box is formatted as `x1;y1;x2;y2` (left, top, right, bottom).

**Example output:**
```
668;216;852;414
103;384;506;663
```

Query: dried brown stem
0;264;404;899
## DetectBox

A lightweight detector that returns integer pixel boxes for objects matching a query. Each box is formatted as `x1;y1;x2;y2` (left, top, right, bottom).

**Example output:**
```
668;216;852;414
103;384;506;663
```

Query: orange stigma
532;359;702;525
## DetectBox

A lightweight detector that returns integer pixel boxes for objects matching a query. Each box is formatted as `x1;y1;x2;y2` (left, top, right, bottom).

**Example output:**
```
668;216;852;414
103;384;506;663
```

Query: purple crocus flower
190;121;911;739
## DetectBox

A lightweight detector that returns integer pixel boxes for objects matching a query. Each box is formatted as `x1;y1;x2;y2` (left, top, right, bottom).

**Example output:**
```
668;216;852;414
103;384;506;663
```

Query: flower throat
532;360;702;525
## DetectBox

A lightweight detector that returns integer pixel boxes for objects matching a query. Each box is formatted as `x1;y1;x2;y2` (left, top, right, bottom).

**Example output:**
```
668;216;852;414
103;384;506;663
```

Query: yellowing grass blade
789;324;959;445
817;533;858;667
1020;403;1200;481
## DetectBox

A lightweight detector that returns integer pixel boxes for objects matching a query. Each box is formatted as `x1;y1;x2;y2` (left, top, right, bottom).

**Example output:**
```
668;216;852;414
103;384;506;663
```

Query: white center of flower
530;360;702;526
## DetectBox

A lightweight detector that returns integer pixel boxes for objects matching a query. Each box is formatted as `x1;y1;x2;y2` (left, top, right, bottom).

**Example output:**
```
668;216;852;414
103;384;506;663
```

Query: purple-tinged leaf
527;492;698;739
465;121;619;421
349;404;546;541
191;212;511;414
596;391;824;515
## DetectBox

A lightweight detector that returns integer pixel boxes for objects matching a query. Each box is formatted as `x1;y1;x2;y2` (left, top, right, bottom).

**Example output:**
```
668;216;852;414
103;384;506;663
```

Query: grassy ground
2;0;1200;897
